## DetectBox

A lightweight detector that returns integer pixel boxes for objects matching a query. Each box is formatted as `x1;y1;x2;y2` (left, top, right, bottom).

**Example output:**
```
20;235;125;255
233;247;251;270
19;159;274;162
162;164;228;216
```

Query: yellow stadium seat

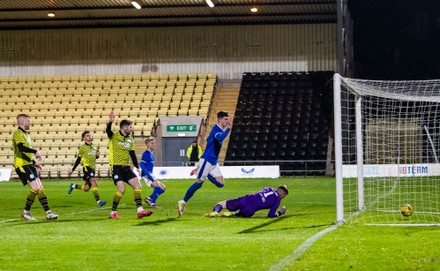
154;87;165;95
132;74;142;81
207;73;217;80
141;74;150;81
176;80;186;87
177;108;188;116
194;86;204;93
157;108;168;116
204;85;215;92
167;108;178;116
168;73;178;81
192;93;203;102
198;73;208;80
200;100;212;107
128;82;139;89
150;74;160;81
206;80;216;89
68;75;79;82
8;76;19;83
125;93;137;102
105;74;115;82
196;79;206;87
148;80;158;88
156;81;166;88
188;108;199;116
138;80;148;87
124;74;133;81
182;93;193;101
52;76;62;83
178;73;188;81
146;87;155;95
114;74;125;82
188;73;198;81
198;108;209;116
17;76;27;83
61;76;71;83
184;86;194;94
159;74;169;81
186;79;196;87
166;80;176;87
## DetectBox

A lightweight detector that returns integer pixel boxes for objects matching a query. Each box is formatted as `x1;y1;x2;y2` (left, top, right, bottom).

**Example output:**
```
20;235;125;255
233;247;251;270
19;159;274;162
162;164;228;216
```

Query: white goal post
333;73;440;226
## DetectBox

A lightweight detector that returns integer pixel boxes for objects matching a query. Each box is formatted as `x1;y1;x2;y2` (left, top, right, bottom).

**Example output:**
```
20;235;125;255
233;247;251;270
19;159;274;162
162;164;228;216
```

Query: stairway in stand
202;82;240;166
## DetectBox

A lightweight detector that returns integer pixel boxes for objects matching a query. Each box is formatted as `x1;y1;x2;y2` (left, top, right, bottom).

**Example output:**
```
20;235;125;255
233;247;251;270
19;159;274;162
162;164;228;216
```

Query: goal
333;73;440;226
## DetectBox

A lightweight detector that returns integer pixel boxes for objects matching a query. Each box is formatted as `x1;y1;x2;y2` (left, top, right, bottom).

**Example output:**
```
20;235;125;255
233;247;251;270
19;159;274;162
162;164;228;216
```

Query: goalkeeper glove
277;206;287;216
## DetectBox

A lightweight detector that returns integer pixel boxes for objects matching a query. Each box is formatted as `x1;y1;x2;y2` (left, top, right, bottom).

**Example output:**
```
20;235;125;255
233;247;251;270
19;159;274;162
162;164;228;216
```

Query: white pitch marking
268;223;341;271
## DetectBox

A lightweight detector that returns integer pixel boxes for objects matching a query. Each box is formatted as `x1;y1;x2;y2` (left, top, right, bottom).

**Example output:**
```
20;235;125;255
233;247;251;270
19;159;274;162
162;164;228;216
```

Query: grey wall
0;24;337;79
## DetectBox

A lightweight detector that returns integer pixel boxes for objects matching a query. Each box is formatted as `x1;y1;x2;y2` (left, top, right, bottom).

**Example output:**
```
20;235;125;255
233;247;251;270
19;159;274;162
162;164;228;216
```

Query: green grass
0;177;439;271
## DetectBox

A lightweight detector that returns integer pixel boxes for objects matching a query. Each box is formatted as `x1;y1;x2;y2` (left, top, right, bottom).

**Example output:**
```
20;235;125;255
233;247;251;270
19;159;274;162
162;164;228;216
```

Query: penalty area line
268;223;341;271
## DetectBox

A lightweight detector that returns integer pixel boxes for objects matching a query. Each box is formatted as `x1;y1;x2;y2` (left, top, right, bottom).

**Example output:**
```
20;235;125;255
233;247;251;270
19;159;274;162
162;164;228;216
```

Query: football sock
207;175;224;188
25;189;38;211
75;184;83;190
183;182;203;202
37;189;50;212
213;204;222;213
112;191;123;211
134;189;142;208
91;187;100;201
149;187;165;204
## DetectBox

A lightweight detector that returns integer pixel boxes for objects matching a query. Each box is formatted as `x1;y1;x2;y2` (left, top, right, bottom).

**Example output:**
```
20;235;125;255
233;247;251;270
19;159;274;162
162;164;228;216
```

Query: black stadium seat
226;71;333;176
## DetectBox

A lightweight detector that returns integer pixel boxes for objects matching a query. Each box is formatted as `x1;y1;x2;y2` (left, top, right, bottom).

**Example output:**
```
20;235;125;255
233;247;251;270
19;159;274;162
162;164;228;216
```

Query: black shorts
111;165;137;185
15;165;38;186
82;166;96;182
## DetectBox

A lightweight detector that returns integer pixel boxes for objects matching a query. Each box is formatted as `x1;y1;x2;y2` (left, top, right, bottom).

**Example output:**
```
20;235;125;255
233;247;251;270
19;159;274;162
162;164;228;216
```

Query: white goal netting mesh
336;76;440;225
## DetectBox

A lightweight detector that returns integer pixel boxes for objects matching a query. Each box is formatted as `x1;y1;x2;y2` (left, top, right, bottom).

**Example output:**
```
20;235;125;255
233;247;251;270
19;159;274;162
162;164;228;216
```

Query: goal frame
333;73;440;225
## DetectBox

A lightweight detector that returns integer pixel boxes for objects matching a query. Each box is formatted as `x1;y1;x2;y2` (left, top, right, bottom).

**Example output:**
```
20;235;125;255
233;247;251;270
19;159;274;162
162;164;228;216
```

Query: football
400;204;414;217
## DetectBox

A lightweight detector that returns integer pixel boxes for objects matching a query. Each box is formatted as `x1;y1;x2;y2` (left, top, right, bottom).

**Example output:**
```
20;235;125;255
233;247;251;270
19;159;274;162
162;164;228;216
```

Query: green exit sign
166;124;197;132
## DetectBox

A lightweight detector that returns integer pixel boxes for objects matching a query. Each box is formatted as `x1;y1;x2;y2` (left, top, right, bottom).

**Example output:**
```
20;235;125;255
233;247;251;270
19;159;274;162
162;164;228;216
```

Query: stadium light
206;0;215;8
131;1;142;9
47;12;55;17
250;7;259;13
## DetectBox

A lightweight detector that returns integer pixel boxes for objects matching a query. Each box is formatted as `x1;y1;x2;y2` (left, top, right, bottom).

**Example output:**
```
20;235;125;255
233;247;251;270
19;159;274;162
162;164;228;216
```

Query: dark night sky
348;0;440;80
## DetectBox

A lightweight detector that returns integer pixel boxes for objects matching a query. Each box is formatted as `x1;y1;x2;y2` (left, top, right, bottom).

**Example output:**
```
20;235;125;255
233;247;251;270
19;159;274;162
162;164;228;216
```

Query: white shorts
197;158;222;181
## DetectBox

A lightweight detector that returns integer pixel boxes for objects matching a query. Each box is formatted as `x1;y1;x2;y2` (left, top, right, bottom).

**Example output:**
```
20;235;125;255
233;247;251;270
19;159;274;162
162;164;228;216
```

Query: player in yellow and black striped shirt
67;131;107;207
12;113;58;221
106;110;152;219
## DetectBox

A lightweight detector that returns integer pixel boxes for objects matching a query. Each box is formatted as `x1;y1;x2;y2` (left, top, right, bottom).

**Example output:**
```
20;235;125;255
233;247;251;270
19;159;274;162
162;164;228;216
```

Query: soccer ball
400;204;414;217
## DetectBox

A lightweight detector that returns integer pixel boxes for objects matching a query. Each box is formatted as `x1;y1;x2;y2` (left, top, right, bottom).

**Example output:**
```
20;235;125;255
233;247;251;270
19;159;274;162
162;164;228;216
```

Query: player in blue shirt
204;184;289;218
178;111;232;217
139;136;166;208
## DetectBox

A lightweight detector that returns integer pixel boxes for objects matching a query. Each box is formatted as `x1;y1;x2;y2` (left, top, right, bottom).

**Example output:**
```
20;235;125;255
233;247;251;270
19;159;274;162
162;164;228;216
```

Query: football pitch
0;177;439;270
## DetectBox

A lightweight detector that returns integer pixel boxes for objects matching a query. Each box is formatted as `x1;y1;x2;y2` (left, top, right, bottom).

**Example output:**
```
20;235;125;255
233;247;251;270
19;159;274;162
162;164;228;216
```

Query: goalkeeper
204;184;289;218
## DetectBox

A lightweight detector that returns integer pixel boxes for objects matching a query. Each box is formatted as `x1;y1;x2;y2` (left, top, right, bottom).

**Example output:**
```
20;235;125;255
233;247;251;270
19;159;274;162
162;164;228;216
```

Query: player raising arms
178;111;232;216
106;110;152;219
67;130;107;207
12;114;58;221
204;184;289;218
139;136;166;208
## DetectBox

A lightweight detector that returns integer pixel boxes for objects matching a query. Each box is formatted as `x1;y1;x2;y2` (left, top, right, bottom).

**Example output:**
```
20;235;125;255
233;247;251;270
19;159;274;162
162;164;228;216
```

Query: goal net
333;74;440;226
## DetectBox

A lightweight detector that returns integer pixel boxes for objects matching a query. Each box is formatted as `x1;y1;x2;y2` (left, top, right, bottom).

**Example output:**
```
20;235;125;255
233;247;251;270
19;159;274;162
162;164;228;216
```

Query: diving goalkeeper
204;184;289;218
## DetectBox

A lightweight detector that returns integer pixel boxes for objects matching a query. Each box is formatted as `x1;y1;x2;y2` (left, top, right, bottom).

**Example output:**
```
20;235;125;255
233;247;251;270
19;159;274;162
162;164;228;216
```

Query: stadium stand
0;73;216;179
225;71;333;176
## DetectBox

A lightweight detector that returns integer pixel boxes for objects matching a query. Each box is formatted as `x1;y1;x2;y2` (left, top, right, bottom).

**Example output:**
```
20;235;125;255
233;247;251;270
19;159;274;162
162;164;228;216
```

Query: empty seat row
226;71;333;176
